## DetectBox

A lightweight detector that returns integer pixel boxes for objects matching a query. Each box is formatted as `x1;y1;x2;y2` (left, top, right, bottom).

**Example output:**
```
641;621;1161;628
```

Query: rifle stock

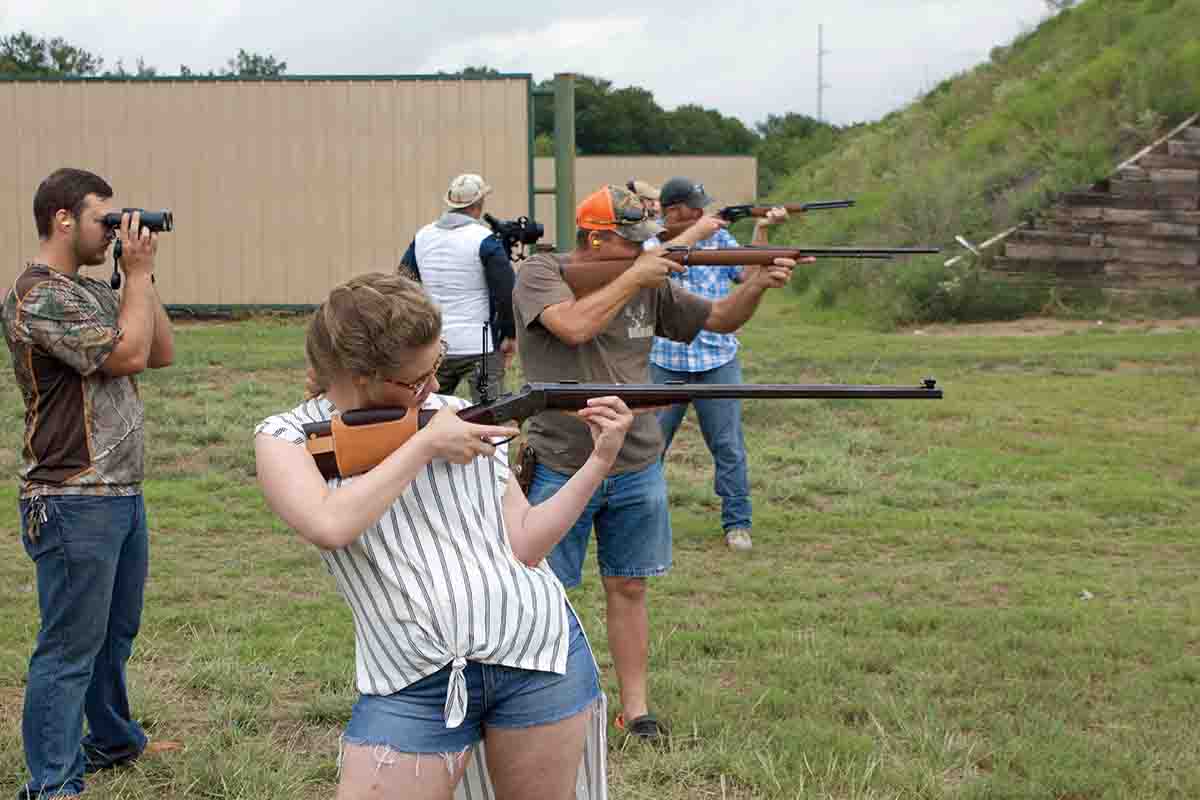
303;379;943;480
560;244;941;296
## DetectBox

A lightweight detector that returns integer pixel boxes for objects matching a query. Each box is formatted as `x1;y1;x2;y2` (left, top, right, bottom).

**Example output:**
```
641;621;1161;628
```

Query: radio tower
817;24;831;123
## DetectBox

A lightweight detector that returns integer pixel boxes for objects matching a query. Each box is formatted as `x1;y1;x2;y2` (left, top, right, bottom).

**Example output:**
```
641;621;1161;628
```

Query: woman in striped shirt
254;272;630;800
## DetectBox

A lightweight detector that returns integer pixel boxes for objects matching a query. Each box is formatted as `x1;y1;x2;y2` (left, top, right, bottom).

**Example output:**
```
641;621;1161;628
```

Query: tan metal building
1;75;534;307
534;155;758;246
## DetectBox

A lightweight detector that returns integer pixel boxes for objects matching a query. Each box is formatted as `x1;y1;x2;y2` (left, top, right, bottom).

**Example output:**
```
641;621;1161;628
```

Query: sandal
614;712;669;743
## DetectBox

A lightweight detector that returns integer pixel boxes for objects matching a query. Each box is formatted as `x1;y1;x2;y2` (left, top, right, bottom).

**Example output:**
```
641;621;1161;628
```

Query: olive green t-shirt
512;253;711;474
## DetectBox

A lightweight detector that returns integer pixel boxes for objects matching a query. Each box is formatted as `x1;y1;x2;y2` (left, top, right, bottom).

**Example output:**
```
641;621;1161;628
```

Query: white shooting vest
415;216;495;356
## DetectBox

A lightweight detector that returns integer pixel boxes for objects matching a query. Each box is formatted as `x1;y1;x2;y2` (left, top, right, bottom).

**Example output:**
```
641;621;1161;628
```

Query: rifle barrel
527;381;942;404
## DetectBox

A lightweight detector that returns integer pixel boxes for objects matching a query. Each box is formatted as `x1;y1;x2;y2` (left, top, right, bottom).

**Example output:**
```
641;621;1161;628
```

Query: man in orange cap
512;184;796;742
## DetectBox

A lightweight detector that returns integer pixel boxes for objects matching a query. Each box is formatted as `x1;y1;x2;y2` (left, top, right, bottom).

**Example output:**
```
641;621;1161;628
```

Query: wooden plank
1150;167;1200;183
1137;154;1200;170
1179;126;1200;143
1168;140;1200;158
1101;208;1200;225
1058;192;1192;211
991;258;1198;290
1103;261;1199;284
1043;219;1200;239
1009;230;1099;246
1004;243;1115;262
991;257;1107;276
1116;165;1148;181
1111;245;1198;266
1110;178;1200;197
1106;234;1200;250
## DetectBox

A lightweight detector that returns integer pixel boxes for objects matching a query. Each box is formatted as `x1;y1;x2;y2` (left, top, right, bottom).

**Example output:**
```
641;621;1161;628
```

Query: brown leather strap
331;410;419;479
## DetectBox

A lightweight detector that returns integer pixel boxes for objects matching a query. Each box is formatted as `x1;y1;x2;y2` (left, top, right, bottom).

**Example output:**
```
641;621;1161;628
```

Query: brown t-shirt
513;253;711;474
1;264;144;498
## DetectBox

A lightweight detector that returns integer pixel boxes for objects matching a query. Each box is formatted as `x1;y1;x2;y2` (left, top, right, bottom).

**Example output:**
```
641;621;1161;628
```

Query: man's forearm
148;288;174;368
706;281;768;333
118;277;158;362
546;273;644;345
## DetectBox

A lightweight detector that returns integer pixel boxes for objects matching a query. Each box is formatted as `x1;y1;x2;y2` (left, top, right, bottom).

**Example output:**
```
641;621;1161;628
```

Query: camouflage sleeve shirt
1;263;145;498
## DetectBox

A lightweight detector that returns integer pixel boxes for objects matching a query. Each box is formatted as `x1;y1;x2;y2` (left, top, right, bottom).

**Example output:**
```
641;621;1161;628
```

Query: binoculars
103;208;174;290
101;208;174;233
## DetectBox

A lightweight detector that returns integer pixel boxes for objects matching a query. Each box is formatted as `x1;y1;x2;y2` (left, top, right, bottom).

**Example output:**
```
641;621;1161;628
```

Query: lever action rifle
560;244;941;297
303;379;944;480
718;199;855;223
659;199;855;241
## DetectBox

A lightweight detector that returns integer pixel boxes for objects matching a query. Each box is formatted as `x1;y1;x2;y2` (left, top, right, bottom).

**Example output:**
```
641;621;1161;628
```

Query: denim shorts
529;461;672;589
343;603;599;754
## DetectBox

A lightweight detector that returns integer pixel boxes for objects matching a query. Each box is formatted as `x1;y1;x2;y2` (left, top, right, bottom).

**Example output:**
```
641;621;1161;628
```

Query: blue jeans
18;495;149;800
529;461;672;589
650;358;752;532
344;603;599;753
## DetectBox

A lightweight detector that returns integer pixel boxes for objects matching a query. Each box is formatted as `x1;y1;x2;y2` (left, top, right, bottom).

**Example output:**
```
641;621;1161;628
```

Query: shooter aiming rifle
303;378;944;481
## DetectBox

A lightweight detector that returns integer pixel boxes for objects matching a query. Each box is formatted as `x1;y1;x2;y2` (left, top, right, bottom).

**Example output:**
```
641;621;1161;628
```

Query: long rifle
718;199;855;223
303;379;944;480
560;244;941;297
659;200;855;241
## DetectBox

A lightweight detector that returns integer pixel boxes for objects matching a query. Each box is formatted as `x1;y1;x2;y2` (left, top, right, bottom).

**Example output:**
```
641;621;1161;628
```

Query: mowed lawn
1;294;1198;799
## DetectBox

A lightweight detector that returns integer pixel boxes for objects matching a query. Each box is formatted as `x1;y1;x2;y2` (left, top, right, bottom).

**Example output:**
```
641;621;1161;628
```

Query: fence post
553;73;576;252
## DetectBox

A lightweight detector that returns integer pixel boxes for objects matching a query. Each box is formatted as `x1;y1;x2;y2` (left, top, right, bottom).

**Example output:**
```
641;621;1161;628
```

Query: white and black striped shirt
255;393;570;728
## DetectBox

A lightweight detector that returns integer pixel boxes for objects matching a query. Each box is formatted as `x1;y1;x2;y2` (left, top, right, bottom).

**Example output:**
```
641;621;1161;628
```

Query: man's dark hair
33;168;113;239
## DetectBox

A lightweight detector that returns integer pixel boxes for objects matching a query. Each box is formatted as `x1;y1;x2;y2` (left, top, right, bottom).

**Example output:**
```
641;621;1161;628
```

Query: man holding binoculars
2;168;176;800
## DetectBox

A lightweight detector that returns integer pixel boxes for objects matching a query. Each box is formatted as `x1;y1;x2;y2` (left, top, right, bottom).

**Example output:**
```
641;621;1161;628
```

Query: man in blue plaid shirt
649;177;790;552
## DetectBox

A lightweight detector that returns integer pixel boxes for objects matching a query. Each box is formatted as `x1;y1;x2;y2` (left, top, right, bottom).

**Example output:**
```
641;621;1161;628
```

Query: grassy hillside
760;0;1200;326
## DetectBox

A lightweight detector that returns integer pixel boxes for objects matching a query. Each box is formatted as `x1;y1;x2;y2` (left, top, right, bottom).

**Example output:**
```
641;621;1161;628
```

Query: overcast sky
3;0;1058;127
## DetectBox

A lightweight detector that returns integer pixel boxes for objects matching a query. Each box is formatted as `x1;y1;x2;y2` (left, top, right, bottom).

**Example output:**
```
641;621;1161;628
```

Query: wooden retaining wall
995;114;1200;290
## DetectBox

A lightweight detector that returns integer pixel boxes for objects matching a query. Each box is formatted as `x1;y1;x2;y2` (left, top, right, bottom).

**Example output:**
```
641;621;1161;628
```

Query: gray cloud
2;0;1055;125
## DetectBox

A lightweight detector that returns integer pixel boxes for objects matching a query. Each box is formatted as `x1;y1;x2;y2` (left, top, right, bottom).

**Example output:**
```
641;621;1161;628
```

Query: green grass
2;299;1199;798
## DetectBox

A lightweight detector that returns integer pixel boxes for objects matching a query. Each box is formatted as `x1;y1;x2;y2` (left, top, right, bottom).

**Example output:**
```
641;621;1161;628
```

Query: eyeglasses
378;340;447;394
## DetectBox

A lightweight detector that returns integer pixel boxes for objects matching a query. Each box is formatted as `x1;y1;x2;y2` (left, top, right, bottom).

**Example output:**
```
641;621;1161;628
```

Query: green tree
753;112;841;195
437;65;503;78
104;57;157;78
0;30;104;76
220;48;287;77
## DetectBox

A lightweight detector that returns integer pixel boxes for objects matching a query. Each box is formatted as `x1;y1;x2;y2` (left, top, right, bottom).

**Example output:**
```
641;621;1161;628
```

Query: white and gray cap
445;173;493;209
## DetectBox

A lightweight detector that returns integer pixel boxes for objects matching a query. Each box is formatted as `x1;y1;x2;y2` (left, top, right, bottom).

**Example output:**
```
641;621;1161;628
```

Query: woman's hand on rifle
414;406;520;465
577;396;634;467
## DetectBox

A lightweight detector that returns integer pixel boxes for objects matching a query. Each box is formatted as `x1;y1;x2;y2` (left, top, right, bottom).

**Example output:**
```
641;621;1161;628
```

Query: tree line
3;31;836;195
0;31;286;79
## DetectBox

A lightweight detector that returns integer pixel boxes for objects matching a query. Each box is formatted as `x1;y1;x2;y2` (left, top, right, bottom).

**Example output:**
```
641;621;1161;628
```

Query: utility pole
817;24;831;123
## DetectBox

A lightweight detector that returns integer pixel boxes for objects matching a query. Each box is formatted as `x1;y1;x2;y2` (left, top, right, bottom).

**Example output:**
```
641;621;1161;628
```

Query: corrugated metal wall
1;77;531;305
534;155;758;247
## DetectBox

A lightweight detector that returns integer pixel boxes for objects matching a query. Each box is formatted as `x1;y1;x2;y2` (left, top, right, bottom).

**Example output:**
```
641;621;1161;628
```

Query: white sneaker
724;528;753;552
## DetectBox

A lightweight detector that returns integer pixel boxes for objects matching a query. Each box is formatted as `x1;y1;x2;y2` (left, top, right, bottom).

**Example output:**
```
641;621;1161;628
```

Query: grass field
2;295;1198;799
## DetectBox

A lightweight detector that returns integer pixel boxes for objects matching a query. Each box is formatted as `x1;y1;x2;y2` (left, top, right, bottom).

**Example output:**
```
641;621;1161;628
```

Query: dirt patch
904;316;1200;337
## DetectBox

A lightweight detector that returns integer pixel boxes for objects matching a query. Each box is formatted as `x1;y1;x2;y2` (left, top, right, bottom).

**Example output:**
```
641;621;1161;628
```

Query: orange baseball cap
576;185;665;243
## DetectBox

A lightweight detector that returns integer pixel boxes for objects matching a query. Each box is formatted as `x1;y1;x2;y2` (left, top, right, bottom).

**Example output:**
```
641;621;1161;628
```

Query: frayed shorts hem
339;736;470;758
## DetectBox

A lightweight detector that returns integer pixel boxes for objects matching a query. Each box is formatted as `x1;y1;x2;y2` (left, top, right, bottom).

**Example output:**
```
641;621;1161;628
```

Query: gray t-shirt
513;253;711;474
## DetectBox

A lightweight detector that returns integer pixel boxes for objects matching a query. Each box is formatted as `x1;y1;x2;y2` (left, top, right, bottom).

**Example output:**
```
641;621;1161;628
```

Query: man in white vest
400;174;516;402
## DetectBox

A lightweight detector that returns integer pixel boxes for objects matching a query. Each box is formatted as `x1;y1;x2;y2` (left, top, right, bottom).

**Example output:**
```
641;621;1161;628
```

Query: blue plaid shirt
649;228;743;373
